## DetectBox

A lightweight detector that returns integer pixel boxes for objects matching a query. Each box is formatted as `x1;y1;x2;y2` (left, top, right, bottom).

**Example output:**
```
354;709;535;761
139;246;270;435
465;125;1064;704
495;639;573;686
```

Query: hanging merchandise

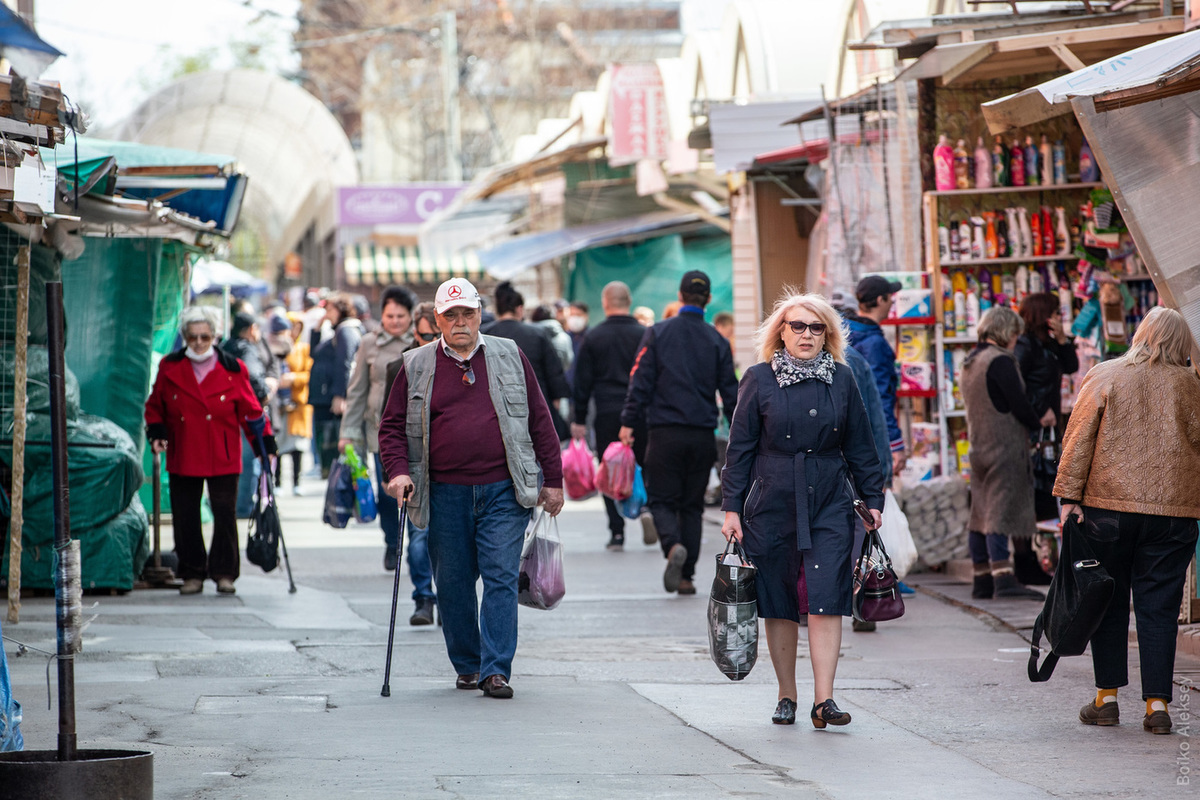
954;139;972;189
974;137;992;189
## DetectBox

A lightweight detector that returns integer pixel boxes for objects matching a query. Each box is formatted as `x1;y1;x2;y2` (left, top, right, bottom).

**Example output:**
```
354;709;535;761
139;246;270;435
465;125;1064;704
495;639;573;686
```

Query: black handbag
850;497;905;623
1028;515;1115;682
1031;426;1059;494
247;471;282;573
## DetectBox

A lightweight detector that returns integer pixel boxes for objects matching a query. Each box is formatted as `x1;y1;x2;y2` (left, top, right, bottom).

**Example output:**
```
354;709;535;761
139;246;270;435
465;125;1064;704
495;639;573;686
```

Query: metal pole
441;10;463;182
6;246;29;624
46;280;77;761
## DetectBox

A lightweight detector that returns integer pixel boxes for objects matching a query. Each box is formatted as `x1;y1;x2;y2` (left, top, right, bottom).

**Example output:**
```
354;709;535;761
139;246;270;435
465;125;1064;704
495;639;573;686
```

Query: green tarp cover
568;234;733;326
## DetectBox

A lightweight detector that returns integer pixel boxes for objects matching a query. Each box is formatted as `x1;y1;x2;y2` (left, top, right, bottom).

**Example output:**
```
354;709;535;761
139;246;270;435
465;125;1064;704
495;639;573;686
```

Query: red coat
145;349;270;477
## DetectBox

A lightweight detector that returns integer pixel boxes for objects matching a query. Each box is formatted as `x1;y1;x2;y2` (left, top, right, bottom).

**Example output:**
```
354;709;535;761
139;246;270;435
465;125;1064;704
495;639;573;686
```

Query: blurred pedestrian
571;281;652;550
962;307;1053;600
1056;307;1200;735
720;292;884;727
309;293;362;477
661;301;681;320
221;312;275;518
846;276;907;474
145;306;275;596
340;286;417;571
483;282;571;440
530;304;574;372
620;271;738;595
379;278;564;699
277;313;312;495
633;306;655;327
382;301;440;626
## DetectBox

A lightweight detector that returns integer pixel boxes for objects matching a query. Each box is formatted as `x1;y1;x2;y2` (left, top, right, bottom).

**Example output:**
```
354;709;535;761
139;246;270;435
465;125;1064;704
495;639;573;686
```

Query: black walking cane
381;490;411;697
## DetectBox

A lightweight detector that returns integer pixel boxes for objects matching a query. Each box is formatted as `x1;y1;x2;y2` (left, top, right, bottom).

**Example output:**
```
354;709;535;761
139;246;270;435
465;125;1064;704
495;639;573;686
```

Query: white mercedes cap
434;277;482;314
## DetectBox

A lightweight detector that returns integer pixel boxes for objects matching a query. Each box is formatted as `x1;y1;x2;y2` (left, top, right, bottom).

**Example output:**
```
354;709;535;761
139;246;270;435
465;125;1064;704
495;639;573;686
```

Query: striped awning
342;242;485;286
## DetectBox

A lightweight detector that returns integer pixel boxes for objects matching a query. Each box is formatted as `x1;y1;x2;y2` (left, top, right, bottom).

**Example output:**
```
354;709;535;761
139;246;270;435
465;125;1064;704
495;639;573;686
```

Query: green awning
343;243;485;286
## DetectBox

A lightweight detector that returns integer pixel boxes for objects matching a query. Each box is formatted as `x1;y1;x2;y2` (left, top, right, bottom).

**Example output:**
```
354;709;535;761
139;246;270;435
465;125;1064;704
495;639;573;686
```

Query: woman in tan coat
1055;306;1200;736
278;314;313;495
961;307;1055;600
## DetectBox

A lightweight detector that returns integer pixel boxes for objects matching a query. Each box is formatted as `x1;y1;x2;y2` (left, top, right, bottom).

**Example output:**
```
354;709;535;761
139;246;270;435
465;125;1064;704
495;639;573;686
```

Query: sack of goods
878;490;919;580
322;459;356;529
707;539;758;681
562;439;597;500
595;441;636;501
519;511;566;610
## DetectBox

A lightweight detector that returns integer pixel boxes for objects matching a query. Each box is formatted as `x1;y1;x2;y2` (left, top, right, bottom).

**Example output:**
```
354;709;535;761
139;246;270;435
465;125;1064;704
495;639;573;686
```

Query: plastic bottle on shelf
1015;264;1029;302
993;135;1010;187
1054;207;1070;254
1059;284;1074;328
938;224;951;260
1080;137;1098;182
970;216;985;260
947;219;960;260
991;270;1003;297
1030;268;1044;295
1004;207;1020;256
952;269;968;296
1024;136;1039;186
995;213;1008;256
1041;207;1055;255
965;287;980;339
1017;206;1033;257
943;348;956;410
1001;271;1017;305
1044;264;1058;289
934;134;955;191
943;279;955;334
954;139;972;190
984;213;998;259
954;289;968;335
958;220;972;260
1039;135;1053;187
980;267;994;311
1010;139;1026;187
1030;211;1043;256
952;350;967;407
1052;139;1067;185
974;137;992;189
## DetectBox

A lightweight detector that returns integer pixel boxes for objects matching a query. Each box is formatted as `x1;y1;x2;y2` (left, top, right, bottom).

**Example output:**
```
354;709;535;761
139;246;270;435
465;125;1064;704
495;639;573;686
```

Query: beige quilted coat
1054;358;1200;519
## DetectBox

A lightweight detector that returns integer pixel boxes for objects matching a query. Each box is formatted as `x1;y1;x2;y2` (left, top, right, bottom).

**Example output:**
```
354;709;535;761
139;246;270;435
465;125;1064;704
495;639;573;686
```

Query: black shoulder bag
1028;514;1114;682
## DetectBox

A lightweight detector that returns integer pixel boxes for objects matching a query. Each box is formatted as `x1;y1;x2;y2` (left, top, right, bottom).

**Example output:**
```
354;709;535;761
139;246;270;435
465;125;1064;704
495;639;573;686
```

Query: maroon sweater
379;342;563;489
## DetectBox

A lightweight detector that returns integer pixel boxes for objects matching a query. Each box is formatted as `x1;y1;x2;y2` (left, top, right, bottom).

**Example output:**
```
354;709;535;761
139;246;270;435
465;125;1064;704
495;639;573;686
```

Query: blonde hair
1121;306;1194;367
976;306;1024;347
755;291;847;365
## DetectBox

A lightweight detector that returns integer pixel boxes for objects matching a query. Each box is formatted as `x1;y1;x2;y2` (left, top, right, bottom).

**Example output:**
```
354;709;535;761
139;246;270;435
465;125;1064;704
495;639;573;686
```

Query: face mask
567;316;587;333
185;345;214;362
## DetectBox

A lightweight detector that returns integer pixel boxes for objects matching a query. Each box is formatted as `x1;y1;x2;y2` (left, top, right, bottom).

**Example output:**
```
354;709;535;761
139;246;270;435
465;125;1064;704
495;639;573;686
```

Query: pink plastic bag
595;441;636;501
562;439;597;501
519;512;565;610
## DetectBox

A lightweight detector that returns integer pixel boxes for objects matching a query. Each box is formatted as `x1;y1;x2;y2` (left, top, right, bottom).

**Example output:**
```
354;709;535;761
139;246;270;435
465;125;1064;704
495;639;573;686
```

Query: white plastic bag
519;511;565;610
878;489;919;580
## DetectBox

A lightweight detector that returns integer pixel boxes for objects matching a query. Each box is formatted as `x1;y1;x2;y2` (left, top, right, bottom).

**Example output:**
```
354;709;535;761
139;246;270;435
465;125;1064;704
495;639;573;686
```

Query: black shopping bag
707;538;758;681
1028;515;1114;682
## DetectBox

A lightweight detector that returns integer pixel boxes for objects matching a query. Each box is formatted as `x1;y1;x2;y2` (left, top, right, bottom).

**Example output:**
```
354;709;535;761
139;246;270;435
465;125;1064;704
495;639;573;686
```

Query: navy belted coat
720;360;885;620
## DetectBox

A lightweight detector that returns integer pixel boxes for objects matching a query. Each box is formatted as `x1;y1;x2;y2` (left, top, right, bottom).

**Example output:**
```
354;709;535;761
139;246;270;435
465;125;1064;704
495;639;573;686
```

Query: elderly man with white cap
378;277;564;699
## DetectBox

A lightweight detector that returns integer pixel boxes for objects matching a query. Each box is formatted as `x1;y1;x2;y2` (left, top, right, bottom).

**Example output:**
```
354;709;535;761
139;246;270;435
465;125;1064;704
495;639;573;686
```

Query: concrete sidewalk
3;477;1194;799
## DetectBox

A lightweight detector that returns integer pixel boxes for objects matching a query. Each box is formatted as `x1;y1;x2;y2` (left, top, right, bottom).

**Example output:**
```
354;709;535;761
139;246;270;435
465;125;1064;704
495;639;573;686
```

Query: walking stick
140;449;181;588
381;494;409;698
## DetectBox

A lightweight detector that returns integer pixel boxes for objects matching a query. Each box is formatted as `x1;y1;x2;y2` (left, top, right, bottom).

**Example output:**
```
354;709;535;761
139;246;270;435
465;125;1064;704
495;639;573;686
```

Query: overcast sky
34;0;729;130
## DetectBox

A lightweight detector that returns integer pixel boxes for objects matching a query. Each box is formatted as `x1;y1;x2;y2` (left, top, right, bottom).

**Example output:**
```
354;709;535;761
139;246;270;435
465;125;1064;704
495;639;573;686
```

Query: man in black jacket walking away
620;271;738;594
482;282;572;441
572;281;652;551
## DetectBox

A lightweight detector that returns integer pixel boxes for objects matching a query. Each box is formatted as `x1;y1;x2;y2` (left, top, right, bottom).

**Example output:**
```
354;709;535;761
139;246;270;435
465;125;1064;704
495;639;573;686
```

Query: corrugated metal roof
708;99;819;174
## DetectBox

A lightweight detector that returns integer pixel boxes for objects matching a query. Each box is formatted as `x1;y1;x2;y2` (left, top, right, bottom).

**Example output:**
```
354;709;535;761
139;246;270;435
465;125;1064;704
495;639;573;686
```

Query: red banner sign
608;63;670;167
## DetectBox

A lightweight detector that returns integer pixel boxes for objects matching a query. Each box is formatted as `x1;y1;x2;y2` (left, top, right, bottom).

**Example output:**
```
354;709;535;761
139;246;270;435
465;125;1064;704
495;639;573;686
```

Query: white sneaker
291;486;302;496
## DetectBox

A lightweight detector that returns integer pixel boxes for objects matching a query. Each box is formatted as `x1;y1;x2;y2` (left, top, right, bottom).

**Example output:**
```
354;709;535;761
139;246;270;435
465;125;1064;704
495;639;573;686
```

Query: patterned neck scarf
771;348;835;388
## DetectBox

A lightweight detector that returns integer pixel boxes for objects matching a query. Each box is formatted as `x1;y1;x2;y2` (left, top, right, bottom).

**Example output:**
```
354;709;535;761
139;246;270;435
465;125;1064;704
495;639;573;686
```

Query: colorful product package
897;329;930;362
900;455;939;483
900;362;935;392
892;288;933;319
871;271;927;290
909;423;941;460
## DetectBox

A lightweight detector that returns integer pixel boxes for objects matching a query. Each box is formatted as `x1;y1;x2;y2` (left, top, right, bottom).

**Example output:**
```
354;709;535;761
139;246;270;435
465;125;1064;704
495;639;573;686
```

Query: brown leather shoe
1079;699;1119;726
676;579;696;595
1144;709;1172;734
480;674;513;699
179;579;203;595
455;673;479;690
216;578;236;595
663;544;687;592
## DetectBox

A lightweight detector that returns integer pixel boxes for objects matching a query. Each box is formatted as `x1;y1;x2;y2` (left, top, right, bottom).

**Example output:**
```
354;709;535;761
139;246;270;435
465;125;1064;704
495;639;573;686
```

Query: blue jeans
967;531;1011;565
428;479;530;680
236;432;260;518
373;453;400;551
407;519;435;602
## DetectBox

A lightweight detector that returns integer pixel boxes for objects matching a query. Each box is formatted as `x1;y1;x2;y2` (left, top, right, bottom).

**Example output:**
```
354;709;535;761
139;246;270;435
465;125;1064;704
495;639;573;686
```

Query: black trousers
644;425;715;581
594;408;646;538
1083;506;1198;700
169;473;241;582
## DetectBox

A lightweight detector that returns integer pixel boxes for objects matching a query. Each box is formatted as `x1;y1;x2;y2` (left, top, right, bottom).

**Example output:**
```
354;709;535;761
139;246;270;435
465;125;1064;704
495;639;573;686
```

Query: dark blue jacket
846;315;904;453
620;309;738;430
844;346;892;487
309;320;362;408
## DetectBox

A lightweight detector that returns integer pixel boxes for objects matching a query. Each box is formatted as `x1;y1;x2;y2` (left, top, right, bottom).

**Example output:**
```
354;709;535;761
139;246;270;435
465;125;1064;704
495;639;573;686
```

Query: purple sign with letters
337;184;466;226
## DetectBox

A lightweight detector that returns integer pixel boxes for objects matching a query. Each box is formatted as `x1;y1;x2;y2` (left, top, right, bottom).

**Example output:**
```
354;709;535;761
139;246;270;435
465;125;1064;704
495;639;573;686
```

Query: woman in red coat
145;306;275;595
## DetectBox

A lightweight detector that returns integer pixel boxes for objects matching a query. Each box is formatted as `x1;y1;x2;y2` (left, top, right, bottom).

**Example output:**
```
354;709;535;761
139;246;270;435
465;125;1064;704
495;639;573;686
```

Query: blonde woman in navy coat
721;292;884;728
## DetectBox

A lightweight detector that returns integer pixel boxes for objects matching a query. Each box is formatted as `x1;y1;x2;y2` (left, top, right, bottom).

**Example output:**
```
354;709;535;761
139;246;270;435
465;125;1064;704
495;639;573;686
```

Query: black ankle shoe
811;699;851;729
772;698;797;725
972;573;994;599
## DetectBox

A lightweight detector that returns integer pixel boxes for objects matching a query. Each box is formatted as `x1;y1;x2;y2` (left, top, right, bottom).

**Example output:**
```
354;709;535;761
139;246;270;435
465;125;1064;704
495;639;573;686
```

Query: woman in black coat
721;293;884;729
309;294;362;477
1014;292;1079;576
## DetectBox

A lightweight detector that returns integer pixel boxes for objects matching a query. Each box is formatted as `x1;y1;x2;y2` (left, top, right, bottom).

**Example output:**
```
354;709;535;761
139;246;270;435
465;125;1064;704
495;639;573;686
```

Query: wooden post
6;245;29;624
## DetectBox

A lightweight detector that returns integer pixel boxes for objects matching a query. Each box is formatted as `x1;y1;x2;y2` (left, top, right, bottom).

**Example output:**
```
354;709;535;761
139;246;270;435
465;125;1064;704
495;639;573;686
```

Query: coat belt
758;449;844;551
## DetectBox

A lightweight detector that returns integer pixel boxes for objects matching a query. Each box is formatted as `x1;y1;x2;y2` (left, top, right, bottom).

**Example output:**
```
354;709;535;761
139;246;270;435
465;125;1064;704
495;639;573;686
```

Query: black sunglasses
416;331;438;341
785;321;827;336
